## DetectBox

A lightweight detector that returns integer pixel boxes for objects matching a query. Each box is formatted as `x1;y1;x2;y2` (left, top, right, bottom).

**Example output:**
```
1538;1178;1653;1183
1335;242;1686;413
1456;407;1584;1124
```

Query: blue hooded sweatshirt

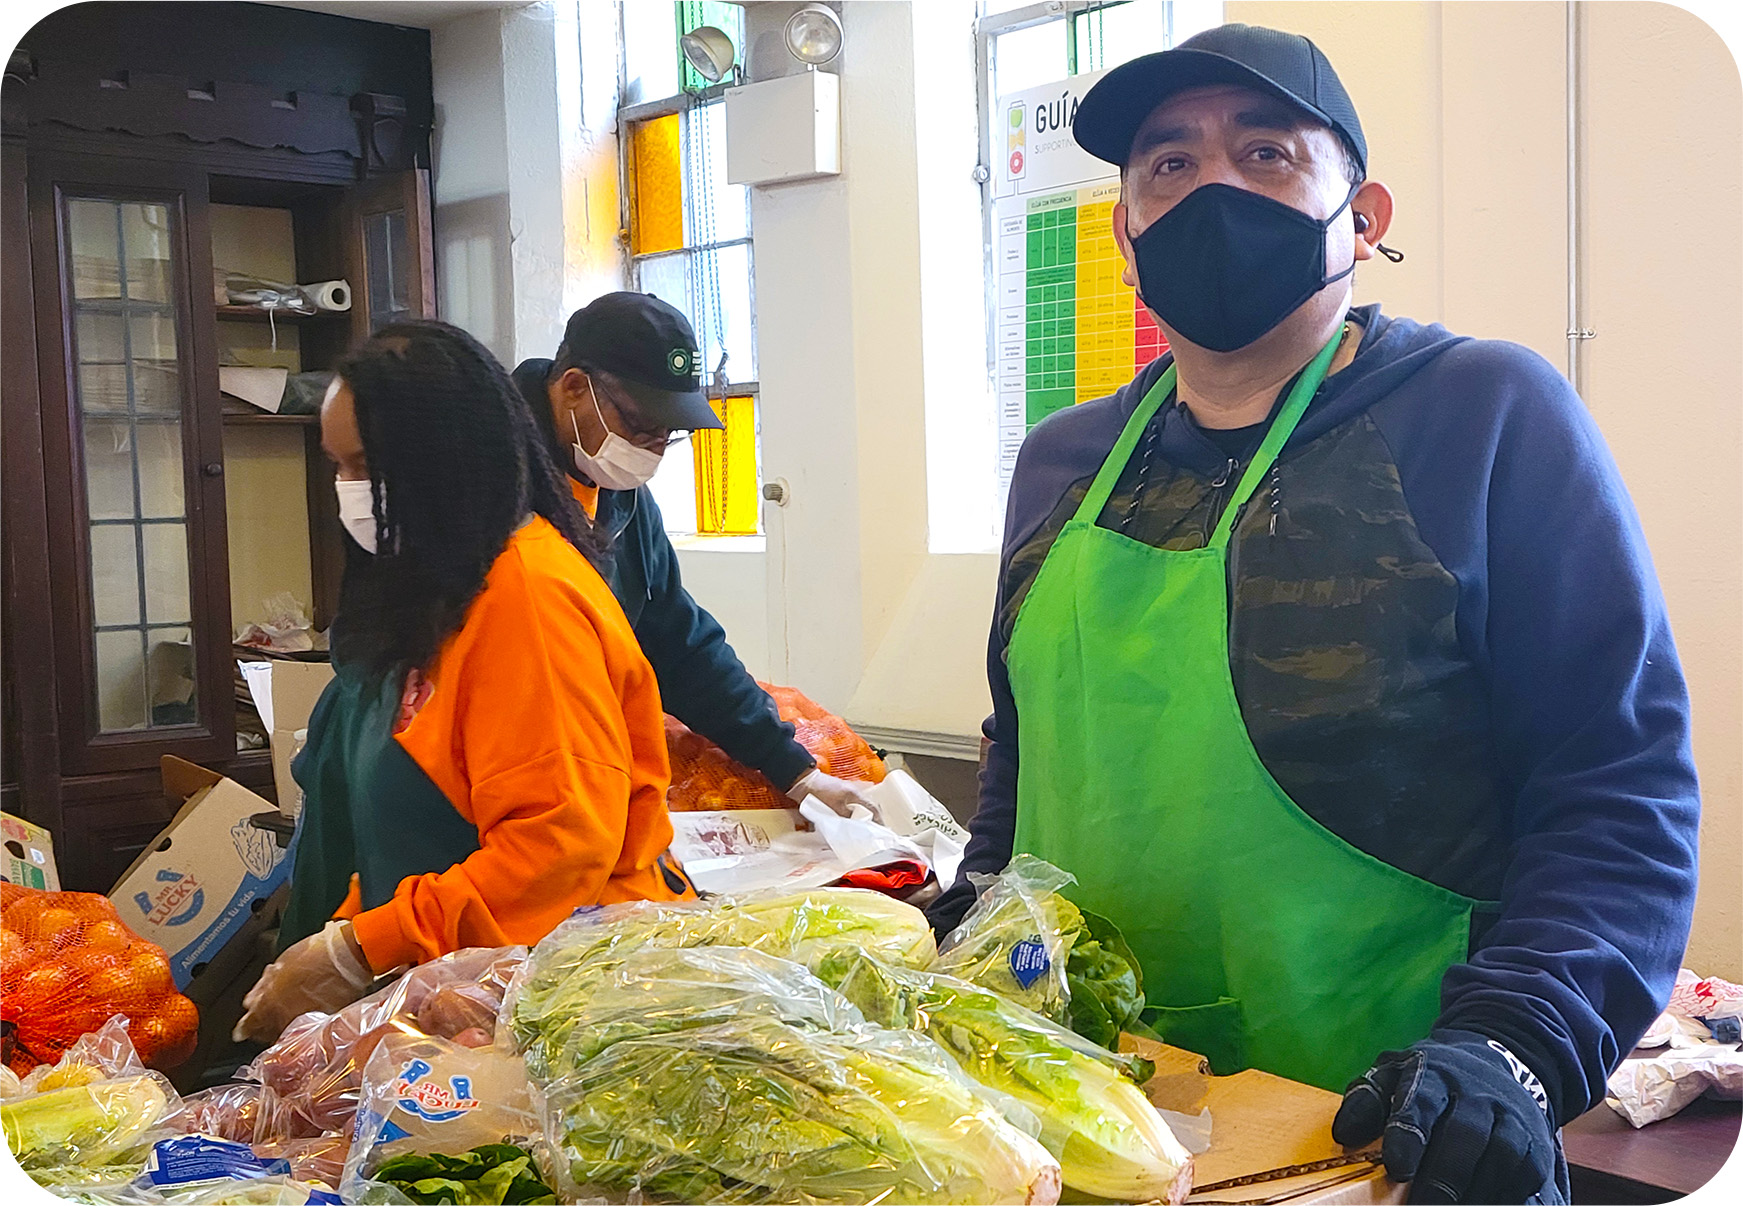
930;305;1700;1128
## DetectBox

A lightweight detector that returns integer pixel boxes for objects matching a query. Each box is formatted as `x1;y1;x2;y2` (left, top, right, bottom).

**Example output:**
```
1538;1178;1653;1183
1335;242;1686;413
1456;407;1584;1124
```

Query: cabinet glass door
350;169;435;337
65;196;199;733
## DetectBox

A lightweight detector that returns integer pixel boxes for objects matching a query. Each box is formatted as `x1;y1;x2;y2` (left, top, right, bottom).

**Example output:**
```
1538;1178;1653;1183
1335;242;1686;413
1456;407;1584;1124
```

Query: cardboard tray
1125;1036;1405;1205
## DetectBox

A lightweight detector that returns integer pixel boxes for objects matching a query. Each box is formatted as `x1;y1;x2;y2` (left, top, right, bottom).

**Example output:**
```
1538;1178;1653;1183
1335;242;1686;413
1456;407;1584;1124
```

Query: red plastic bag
0;883;199;1070
665;683;888;811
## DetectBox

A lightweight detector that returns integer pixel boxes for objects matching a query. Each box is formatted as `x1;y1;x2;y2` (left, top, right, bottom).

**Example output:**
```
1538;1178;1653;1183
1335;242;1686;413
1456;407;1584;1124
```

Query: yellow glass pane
693;394;759;536
631;114;684;256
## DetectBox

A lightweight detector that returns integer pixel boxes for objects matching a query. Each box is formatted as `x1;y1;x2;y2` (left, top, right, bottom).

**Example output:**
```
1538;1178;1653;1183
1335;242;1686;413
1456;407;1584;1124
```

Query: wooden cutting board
1122;1036;1406;1204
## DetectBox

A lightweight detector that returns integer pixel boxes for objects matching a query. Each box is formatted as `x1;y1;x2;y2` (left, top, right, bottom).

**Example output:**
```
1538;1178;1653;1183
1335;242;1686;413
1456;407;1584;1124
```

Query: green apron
1009;334;1486;1092
278;666;481;952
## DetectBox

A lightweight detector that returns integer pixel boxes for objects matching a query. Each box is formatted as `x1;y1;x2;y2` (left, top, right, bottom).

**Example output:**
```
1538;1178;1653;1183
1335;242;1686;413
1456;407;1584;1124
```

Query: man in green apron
930;24;1700;1205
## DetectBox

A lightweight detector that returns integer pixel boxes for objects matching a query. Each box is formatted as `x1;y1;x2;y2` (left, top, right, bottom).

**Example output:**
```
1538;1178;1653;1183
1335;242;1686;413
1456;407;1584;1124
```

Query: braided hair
330;319;605;686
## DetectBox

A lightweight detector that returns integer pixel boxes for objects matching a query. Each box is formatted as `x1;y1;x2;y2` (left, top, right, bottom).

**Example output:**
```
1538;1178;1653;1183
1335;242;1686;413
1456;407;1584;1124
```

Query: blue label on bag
145;1135;289;1185
1009;937;1050;989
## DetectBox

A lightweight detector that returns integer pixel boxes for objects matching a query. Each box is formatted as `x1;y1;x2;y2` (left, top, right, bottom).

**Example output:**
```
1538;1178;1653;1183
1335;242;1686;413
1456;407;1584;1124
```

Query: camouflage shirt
933;305;1699;1123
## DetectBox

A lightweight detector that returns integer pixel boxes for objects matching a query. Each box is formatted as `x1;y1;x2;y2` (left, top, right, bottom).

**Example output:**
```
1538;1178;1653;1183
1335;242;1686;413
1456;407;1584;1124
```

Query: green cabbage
813;948;1190;1203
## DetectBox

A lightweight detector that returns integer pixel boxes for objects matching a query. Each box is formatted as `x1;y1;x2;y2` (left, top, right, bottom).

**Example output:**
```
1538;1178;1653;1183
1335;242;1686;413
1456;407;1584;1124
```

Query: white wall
431;0;625;366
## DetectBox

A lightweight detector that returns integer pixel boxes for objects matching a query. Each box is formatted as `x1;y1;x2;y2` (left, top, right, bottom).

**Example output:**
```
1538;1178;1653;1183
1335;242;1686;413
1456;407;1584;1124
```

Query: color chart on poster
993;72;1167;493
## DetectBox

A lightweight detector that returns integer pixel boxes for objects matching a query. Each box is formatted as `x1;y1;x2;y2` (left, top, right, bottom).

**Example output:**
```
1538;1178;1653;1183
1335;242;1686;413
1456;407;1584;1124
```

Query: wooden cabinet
2;15;435;891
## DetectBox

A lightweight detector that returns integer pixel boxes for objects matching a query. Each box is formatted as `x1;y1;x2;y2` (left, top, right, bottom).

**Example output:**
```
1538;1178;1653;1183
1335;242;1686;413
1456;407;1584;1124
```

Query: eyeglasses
589;376;691;450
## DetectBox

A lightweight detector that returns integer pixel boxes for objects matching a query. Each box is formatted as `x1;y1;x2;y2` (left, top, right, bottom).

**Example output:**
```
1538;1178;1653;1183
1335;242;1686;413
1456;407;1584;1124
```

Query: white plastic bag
1605;1046;1743;1127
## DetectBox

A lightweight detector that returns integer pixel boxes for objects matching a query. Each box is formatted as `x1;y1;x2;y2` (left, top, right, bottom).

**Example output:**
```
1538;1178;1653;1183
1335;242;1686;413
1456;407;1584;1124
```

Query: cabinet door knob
202;462;224;477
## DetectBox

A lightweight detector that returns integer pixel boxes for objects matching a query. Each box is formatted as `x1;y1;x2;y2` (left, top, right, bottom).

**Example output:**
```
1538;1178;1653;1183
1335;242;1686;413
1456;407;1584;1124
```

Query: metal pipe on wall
1567;1;1596;395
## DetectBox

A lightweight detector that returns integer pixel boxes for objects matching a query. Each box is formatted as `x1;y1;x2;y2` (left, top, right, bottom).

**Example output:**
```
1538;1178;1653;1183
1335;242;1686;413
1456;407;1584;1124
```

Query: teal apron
1009;334;1489;1091
278;666;480;952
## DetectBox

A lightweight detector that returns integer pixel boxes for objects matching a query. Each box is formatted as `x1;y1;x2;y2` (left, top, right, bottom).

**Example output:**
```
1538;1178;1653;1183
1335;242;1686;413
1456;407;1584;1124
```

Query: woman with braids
233;320;694;1044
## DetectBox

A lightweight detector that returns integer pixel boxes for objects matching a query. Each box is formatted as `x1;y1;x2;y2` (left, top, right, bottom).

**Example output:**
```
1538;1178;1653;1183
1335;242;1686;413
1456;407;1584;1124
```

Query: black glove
1332;1029;1562;1204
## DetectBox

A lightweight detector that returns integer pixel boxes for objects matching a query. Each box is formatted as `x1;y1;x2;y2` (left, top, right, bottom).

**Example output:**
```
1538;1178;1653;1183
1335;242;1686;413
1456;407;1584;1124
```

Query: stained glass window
623;1;761;538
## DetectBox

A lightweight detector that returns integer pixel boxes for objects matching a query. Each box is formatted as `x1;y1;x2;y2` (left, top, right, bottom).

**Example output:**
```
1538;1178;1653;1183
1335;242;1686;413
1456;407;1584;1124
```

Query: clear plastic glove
787;767;881;819
233;921;375;1045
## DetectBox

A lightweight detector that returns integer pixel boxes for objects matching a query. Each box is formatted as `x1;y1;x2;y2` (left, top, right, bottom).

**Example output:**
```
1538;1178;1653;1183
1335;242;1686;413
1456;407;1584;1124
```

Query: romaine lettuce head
515;945;863;1081
813;950;1190;1204
933;856;1081;1024
1065;910;1145;1049
510;891;935;1056
545;1016;1059;1204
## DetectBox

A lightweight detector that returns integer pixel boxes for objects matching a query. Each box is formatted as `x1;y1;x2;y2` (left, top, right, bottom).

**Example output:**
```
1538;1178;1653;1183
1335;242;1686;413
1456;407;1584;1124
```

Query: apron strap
1075;363;1179;523
1207;330;1345;550
1072;328;1344;537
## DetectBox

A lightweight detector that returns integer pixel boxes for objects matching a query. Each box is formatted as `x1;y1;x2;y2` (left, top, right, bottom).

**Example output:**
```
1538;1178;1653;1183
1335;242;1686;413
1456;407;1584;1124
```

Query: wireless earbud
1354;213;1371;233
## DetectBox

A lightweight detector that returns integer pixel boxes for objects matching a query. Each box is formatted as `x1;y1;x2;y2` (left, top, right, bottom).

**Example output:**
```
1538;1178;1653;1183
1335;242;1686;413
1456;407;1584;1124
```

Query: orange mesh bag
663;683;888;811
0;882;199;1071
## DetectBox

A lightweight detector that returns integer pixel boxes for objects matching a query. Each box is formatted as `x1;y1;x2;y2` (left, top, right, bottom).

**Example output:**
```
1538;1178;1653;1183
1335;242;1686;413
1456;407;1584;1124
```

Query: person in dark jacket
512;292;879;816
928;24;1699;1206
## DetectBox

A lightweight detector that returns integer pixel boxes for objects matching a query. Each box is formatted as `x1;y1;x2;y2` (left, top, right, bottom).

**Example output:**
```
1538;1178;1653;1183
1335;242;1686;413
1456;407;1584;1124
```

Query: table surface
1563;1086;1740;1196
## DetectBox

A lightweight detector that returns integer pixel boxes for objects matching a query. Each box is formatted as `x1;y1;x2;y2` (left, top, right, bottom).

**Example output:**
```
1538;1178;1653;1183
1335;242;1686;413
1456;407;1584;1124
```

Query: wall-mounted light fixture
784;4;843;69
679;24;740;85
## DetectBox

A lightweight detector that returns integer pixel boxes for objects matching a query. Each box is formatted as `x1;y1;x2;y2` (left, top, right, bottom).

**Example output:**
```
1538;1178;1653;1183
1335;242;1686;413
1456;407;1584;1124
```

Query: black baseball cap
556;292;723;431
1073;23;1367;176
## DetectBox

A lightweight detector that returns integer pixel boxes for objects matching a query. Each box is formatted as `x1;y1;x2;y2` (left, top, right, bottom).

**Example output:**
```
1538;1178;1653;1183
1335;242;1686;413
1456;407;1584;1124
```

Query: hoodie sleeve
1373;341;1700;1126
627;489;815;791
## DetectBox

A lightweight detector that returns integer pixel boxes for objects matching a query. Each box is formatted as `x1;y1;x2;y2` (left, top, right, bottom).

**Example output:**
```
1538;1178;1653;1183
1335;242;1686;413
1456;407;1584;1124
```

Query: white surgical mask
571;379;664;491
334;477;381;553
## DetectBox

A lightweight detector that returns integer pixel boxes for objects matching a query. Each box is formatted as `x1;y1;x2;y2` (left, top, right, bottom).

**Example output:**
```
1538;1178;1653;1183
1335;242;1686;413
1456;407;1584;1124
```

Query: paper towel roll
303;279;352;312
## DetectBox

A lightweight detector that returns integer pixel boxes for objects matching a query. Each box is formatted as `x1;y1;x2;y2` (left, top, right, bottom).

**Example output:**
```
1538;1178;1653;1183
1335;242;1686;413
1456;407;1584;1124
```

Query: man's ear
1350;180;1396;261
1113;200;1140;290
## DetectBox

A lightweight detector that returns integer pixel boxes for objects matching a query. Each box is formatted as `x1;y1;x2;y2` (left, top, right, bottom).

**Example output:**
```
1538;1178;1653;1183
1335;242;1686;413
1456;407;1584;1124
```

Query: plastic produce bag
508;889;935;1055
2;1061;182;1188
342;1032;551;1200
242;946;523;1141
934;855;1145;1049
513;944;866;1083
20;1014;147;1095
174;1085;264;1144
1;883;200;1072
813;947;1191;1204
505;941;1059;1205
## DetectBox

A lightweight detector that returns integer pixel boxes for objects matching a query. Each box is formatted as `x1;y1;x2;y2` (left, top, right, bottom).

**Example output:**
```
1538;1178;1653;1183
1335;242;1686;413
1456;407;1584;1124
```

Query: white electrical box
725;70;841;186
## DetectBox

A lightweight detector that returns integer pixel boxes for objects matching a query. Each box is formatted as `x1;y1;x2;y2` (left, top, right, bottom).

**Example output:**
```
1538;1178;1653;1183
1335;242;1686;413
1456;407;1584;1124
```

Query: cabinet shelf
220;406;319;426
215;304;345;324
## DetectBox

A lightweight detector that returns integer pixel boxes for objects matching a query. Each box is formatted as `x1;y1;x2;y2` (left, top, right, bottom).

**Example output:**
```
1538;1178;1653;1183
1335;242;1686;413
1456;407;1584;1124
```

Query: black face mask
1127;182;1359;353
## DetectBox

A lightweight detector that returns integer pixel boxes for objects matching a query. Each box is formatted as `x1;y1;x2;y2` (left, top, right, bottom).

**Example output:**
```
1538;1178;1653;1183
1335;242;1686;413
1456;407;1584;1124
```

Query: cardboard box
1;812;60;891
1128;1035;1404;1204
239;658;333;819
109;757;297;990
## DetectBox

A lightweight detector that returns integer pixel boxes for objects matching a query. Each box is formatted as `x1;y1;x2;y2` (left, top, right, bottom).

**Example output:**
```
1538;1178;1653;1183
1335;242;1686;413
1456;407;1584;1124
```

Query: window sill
666;533;767;553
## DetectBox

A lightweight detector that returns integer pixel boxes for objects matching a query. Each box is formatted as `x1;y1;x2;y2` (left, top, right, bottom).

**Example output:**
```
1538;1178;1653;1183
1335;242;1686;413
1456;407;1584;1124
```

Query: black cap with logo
1072;23;1367;177
556;292;724;431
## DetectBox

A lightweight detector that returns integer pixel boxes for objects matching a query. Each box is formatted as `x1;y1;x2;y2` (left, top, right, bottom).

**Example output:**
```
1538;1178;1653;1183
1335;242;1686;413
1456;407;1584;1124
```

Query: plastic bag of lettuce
509;941;1062;1204
932;855;1145;1049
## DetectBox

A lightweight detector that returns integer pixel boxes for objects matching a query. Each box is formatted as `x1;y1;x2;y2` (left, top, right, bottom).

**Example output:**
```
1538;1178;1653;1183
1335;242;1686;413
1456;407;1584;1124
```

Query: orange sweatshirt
347;515;692;972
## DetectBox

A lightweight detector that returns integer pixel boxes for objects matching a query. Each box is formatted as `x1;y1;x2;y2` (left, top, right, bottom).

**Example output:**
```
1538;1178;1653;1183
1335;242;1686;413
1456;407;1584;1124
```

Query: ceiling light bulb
784;4;843;67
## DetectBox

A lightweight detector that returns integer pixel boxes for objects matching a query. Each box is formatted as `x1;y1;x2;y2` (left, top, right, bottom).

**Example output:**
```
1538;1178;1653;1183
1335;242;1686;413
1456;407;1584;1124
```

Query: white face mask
571;378;664;491
334;477;381;553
